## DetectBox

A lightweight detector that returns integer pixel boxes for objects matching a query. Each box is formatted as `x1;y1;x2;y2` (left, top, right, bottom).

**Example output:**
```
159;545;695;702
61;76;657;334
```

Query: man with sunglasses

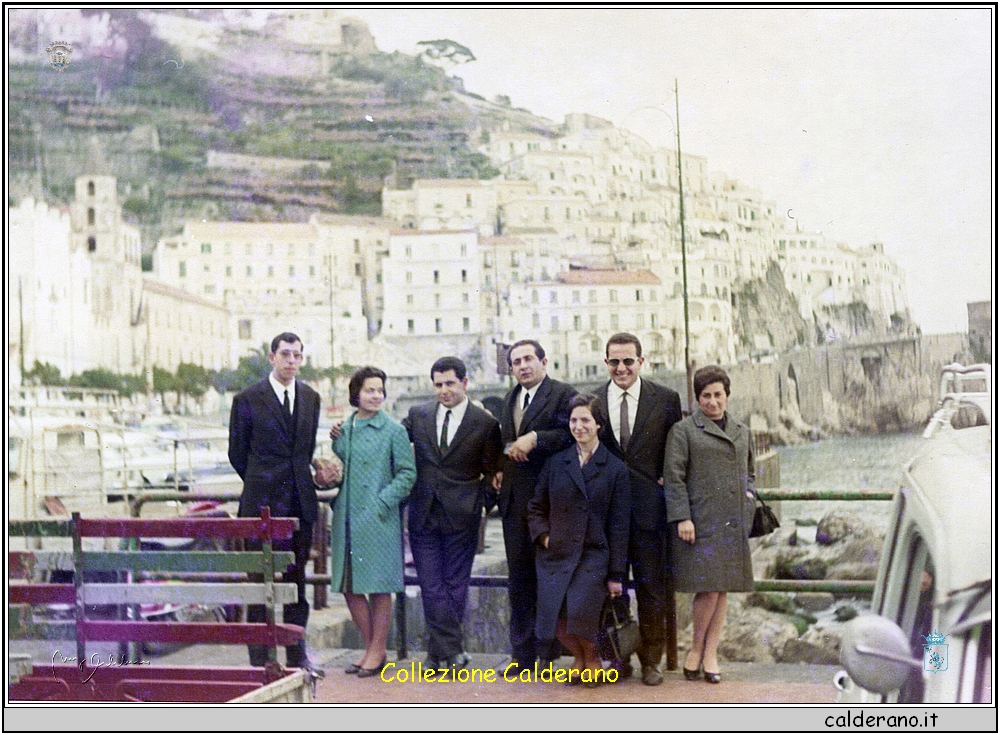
598;333;682;685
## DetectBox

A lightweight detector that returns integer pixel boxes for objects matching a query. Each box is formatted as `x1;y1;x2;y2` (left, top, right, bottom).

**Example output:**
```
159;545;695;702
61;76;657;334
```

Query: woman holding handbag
528;394;631;687
664;365;756;684
329;366;416;678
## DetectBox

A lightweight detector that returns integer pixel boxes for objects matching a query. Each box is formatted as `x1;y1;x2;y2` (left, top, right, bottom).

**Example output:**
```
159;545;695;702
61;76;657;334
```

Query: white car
836;364;992;703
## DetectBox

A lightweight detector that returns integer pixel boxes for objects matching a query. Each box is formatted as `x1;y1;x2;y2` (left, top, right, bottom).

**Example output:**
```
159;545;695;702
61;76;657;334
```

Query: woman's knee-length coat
528;443;631;640
663;408;756;593
330;409;416;594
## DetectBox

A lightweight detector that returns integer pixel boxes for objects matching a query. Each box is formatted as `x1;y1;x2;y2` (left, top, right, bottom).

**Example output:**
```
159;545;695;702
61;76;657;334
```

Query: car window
894;535;934;703
958;622;992;703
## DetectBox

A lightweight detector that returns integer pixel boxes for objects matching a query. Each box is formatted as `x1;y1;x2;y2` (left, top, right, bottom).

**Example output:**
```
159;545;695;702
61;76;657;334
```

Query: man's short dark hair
430;356;467;381
605;332;643;358
348;366;388;407
507;339;545;366
693;365;731;397
568;392;607;427
270;332;303;353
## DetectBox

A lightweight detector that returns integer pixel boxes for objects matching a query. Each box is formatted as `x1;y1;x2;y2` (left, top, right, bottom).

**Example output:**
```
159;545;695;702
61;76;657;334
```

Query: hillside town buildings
8;109;911;389
8;168;233;385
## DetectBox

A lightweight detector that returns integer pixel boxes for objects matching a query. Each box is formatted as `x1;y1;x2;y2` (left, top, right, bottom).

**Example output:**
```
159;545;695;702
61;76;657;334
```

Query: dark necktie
523;391;531;411
440;409;451;451
620;392;631;451
283;389;293;427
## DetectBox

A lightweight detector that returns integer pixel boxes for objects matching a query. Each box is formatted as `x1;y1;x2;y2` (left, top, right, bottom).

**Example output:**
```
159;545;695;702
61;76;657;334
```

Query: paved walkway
10;640;837;704
10;517;838;704
310;652;837;704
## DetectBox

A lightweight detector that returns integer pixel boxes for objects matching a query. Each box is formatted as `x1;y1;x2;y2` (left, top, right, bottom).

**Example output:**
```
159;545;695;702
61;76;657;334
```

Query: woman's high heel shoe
703;670;721;684
683;666;701;681
356;656;387;678
344;662;362;674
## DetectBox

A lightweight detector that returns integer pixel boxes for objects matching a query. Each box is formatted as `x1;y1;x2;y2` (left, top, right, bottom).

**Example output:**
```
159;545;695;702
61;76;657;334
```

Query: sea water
774;431;928;528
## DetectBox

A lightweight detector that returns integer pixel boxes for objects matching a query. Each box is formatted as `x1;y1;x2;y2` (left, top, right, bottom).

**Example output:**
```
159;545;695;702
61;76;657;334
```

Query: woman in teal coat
331;366;416;677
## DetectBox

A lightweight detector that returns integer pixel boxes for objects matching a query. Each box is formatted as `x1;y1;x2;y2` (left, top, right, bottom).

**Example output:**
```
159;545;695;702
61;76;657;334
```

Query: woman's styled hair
693;365;731;397
348;366;387;407
568;392;607;427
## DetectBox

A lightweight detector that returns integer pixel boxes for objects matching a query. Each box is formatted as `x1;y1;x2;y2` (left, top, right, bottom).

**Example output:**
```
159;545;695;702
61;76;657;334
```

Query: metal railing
13;486;896;665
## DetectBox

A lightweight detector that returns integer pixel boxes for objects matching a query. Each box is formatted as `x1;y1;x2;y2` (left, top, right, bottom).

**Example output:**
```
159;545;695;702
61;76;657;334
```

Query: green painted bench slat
81;582;299;606
79;551;295;573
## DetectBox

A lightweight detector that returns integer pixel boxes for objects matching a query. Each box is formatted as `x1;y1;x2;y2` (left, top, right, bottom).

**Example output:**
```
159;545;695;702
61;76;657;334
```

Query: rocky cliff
8;9;548;248
733;261;811;359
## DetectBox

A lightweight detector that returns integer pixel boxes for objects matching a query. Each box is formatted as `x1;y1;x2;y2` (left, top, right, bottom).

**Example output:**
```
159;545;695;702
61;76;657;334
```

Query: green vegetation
67;368;147;397
23;360;63;386
746;592;796;614
784;612;818;636
333;52;447;102
9;10;541;238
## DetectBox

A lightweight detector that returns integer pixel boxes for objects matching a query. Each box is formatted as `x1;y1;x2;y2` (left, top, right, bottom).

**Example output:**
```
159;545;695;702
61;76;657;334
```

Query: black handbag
597;593;641;666
750;494;780;537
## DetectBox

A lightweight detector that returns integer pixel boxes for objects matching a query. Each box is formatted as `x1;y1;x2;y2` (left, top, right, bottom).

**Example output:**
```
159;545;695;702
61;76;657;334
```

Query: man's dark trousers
229;376;321;668
246;519;313;667
497;375;577;665
409;500;480;662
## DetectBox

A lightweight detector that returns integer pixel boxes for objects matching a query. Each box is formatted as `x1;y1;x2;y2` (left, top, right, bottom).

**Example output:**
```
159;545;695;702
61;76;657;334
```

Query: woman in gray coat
664;365;755;684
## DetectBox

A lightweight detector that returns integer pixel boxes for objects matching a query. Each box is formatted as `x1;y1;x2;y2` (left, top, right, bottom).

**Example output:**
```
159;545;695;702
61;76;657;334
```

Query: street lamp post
619;85;694;411
674;79;694;412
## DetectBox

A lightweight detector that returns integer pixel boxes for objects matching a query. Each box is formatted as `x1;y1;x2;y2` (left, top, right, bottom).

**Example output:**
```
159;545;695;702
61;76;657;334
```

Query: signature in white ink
52;650;151;683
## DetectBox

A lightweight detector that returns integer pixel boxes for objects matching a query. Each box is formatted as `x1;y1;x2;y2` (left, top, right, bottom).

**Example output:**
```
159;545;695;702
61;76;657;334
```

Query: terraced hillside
9;16;553;250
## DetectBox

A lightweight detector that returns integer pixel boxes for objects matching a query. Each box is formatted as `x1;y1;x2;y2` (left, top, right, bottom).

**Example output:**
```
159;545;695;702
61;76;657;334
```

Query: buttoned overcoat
330;410;416;594
528;443;631;640
663;408;756;592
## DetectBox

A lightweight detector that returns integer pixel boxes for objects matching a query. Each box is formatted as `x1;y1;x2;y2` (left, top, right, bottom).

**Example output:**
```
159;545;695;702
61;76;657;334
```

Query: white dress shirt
518;382;542;409
608;376;641;446
269;373;295;414
436;397;469;447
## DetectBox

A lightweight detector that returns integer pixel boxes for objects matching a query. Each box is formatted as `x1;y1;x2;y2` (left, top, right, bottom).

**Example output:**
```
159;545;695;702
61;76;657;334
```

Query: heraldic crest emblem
46;41;72;71
922;629;948;673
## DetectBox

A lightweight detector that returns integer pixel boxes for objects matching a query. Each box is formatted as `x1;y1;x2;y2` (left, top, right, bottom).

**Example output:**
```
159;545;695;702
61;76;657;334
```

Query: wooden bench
8;508;312;702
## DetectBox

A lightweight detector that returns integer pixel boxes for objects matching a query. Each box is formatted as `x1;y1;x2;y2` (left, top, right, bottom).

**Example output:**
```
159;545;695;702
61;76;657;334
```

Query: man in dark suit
493;339;577;672
598;332;682;685
402;357;503;670
228;332;325;675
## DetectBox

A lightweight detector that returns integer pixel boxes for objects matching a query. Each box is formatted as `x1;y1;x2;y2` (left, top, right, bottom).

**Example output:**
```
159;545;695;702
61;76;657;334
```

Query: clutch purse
749;495;780;537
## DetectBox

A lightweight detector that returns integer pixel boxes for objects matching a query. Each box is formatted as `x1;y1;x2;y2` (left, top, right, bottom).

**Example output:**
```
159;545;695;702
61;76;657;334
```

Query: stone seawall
724;333;968;439
392;333;969;441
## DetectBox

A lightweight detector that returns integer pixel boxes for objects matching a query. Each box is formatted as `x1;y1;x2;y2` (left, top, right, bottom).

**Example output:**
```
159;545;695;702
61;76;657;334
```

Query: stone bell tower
68;137;145;374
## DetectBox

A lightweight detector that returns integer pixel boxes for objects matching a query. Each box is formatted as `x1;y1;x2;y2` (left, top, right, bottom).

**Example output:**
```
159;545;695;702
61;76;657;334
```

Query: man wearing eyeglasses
598;333;682;685
229;332;325;676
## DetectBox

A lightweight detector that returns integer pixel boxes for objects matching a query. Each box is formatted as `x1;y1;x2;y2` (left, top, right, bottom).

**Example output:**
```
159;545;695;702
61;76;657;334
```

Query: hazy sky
341;7;993;335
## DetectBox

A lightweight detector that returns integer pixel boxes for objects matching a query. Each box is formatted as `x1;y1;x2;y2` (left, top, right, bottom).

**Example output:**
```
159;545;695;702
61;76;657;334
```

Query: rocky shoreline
674;509;884;666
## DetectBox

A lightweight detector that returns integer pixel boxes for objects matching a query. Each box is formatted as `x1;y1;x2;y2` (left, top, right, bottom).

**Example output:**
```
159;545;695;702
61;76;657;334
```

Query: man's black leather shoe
506;659;534;675
295;657;326;679
444;652;471;670
641;664;664;686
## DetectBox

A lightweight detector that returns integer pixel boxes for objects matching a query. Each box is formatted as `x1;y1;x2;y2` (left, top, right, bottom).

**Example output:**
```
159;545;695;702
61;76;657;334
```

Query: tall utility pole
19;277;26;385
675;79;694;411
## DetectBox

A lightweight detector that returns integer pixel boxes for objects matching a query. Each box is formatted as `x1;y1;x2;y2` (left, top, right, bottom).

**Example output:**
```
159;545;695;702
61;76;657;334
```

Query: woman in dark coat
663;365;756;684
528;393;631;686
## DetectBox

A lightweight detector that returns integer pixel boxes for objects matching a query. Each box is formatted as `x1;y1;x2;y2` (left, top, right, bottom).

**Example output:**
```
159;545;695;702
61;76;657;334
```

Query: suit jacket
597;378;682;532
498;375;577;518
402;400;503;534
229;378;321;522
